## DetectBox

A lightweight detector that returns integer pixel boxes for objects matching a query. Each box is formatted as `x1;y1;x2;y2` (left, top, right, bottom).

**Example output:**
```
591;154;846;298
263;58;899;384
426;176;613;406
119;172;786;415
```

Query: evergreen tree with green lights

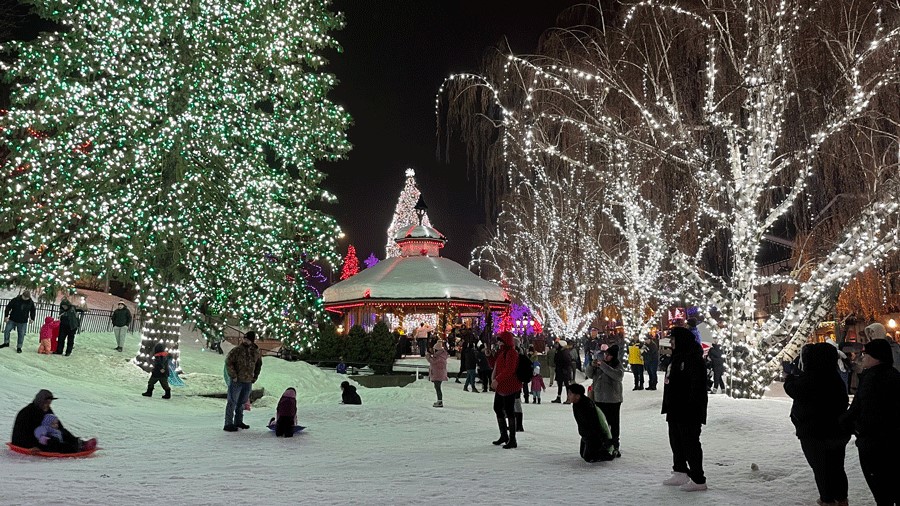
0;0;351;370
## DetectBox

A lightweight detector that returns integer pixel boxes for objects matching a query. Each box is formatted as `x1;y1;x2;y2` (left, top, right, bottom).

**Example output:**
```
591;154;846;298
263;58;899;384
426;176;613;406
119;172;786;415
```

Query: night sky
323;1;581;264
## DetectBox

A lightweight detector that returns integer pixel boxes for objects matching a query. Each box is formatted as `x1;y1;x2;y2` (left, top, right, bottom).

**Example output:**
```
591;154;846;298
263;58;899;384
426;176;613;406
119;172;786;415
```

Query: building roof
394;224;447;242
323;254;508;307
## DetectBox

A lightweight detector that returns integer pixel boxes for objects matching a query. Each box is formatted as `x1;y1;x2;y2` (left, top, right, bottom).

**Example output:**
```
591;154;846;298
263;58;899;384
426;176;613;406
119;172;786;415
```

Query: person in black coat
707;340;726;393
340;381;362;405
463;341;478;392
551;341;572;403
3;291;36;352
841;338;900;506
784;343;850;506
11;390;83;452
476;344;492;392
661;327;709;491
567;383;615;462
142;342;171;399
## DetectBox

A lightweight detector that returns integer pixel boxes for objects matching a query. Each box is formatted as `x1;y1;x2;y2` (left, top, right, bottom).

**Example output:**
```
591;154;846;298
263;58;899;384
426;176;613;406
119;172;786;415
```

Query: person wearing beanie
784;343;850;506
2;290;36;353
340;380;362;405
223;331;263;432
841;338;900;505
586;344;624;456
142;342;172;399
865;322;900;373
551;340;573;403
661;327;709;492
110;301;132;352
567;383;616;462
490;331;521;449
54;299;81;356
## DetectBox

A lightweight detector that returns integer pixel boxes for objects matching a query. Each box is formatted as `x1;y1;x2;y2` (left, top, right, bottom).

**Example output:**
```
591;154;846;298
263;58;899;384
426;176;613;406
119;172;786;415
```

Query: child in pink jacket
37;317;59;354
531;364;546;404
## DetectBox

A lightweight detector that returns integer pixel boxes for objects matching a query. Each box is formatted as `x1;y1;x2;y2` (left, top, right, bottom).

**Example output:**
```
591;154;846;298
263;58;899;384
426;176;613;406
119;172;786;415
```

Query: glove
38;436;49;446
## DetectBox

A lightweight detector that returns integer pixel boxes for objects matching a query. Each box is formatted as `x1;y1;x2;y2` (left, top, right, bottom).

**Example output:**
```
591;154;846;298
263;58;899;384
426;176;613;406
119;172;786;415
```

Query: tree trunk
134;289;182;372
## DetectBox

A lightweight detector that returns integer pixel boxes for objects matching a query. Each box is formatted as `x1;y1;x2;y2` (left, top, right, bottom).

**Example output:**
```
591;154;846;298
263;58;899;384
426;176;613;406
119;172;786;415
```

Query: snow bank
0;329;875;505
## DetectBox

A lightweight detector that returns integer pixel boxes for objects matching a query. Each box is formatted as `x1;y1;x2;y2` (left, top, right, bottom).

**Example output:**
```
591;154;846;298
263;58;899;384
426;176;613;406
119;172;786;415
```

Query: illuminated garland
0;0;351;370
443;0;900;398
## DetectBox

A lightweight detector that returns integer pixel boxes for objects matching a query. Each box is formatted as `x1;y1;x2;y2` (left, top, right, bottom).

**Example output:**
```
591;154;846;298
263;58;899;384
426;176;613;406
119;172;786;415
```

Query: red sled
6;442;99;458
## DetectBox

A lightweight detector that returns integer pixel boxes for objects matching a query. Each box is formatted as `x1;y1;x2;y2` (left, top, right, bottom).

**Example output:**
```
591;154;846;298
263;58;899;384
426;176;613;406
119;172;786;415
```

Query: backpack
516;352;533;383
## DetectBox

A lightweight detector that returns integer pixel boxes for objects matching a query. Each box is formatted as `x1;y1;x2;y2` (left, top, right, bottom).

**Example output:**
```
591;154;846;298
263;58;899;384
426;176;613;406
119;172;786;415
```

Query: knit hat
533;364;541;376
605;344;619;357
244;331;257;342
340;380;350;389
21;291;31;299
865;323;887;341
567;383;585;395
864;339;894;365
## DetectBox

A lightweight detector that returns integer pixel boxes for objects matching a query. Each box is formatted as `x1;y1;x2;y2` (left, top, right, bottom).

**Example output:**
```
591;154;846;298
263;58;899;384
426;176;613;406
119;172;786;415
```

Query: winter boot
236;422;250;429
515;412;524;432
503;428;518;449
142;391;152;397
551;397;562;403
162;392;171;399
679;479;708;492
662;472;690;486
523;396;529;404
537;397;541;404
464;387;470;392
433;400;443;408
223;425;239;432
493;416;509;445
0;342;8;348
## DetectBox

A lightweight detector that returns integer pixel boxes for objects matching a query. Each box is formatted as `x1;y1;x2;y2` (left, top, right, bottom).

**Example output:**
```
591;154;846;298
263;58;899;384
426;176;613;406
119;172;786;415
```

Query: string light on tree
0;0;351;370
385;169;431;258
340;244;360;280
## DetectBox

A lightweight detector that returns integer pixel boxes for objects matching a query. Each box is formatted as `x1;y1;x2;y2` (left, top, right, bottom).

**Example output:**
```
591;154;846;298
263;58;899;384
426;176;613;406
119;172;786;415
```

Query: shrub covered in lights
0;0;351;370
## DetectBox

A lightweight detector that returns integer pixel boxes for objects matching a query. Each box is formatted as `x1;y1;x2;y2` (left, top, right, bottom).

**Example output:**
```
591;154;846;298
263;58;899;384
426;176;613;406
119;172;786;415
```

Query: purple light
364;252;380;269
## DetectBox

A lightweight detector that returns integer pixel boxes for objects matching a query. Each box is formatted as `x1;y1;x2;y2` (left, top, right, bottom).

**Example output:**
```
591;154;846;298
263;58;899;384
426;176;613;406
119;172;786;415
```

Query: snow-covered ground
0;330;874;505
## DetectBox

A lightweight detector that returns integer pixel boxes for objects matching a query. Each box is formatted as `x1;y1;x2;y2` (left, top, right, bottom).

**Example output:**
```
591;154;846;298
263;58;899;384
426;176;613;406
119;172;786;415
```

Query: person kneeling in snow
37;317;58;354
567;383;615;462
340;381;362;405
269;388;298;437
11;390;96;453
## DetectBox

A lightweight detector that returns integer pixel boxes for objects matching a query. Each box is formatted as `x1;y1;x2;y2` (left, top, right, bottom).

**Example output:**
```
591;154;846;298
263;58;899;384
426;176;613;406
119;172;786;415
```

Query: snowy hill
0;331;872;505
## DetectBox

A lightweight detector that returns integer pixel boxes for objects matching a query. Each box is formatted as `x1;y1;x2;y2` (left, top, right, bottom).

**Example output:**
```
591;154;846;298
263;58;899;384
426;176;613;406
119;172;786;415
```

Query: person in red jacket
490;331;521;449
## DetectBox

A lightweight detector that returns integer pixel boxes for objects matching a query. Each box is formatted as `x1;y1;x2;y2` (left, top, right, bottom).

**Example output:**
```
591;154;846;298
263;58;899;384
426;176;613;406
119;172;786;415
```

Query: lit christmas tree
340;244;360;280
0;0;351;370
385;168;431;258
363;252;380;269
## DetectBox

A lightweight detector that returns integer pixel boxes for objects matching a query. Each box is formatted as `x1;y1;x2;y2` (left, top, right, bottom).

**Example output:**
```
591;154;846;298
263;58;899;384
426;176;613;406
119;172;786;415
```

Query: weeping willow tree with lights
0;0;351;370
445;0;900;397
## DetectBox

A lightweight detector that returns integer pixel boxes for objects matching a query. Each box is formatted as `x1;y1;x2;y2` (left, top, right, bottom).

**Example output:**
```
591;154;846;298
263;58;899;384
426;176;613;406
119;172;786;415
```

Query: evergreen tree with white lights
385;169;431;258
0;0;351;370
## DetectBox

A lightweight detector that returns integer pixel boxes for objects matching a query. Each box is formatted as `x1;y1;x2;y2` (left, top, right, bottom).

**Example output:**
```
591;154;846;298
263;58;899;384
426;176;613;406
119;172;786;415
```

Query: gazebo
323;201;509;336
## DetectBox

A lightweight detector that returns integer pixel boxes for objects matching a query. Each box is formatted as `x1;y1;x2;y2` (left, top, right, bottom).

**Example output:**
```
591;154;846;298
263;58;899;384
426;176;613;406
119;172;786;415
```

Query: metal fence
0;299;144;335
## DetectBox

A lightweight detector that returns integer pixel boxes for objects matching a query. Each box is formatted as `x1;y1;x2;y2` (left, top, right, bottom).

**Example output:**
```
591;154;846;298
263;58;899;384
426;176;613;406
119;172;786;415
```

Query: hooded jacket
39;317;57;341
842;362;900;450
150;342;169;378
492;332;522;395
661;327;708;424
226;341;263;383
11;391;75;448
34;414;64;446
426;344;449;382
59;301;79;330
276;389;297;425
707;344;725;374
553;343;573;382
784;343;849;440
586;348;624;404
341;382;362;405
